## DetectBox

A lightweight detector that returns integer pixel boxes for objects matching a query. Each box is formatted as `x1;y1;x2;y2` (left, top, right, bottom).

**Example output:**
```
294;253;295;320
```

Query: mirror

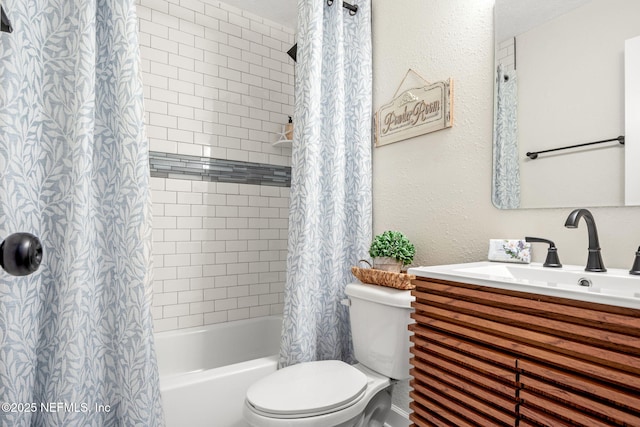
492;0;640;209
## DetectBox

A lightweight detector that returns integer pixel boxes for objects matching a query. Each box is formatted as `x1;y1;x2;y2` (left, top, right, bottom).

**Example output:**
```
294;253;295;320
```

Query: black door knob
0;232;43;276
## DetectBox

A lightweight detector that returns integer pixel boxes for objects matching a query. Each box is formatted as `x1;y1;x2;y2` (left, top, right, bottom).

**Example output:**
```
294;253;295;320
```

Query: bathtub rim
160;354;279;391
154;314;283;341
155;315;283;388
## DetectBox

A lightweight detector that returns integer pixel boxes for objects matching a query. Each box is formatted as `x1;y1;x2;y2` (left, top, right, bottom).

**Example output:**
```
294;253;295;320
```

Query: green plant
369;230;415;266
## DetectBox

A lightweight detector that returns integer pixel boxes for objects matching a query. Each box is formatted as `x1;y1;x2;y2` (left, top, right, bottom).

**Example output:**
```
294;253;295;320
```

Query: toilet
243;282;414;427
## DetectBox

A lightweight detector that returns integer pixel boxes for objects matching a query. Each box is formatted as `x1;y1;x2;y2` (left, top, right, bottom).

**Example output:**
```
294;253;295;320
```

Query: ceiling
220;0;594;46
495;0;592;42
220;0;297;30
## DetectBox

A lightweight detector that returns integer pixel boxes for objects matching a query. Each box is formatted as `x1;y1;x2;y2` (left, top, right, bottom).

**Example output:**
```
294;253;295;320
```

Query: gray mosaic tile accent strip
149;151;291;187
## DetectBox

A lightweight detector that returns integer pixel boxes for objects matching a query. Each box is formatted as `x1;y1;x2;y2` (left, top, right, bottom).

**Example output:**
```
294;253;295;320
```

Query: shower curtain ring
327;0;334;6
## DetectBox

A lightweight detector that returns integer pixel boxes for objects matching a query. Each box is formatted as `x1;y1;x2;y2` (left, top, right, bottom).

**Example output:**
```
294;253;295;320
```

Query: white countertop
409;261;640;309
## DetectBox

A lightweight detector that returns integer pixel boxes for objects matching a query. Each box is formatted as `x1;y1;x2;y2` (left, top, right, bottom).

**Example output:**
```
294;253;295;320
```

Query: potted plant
369;230;416;273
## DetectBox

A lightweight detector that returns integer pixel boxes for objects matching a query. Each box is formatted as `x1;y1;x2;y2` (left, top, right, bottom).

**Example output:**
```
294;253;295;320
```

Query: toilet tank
345;282;415;380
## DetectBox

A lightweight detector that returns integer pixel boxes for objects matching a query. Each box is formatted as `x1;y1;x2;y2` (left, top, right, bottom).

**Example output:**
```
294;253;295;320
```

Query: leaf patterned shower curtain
492;64;521;209
0;0;164;425
280;0;372;367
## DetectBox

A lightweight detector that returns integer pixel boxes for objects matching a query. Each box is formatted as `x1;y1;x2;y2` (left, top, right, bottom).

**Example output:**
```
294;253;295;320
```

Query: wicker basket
351;260;416;290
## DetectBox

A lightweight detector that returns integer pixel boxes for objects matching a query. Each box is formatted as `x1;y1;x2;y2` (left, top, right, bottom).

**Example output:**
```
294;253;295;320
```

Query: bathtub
155;316;282;427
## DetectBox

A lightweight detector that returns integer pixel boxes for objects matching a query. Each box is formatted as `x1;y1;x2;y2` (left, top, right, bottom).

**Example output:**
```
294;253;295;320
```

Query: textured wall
372;0;497;269
373;0;640;271
372;0;640;415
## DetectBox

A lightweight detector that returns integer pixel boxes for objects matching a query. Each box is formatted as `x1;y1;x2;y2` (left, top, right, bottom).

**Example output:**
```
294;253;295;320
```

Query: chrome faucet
564;209;606;272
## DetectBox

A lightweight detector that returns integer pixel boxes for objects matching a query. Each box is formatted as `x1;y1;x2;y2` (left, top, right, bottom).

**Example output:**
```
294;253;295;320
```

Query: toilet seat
246;360;367;418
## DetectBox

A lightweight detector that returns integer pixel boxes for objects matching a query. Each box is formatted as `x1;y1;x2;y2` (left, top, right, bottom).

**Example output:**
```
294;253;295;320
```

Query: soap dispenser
285;116;293;140
630;247;640;275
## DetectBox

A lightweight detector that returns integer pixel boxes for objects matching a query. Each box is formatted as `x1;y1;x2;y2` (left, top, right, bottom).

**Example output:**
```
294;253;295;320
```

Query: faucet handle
525;237;562;268
630;247;640;276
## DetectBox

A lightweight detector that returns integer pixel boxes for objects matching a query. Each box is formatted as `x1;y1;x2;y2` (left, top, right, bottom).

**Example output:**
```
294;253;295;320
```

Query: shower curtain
280;0;372;367
492;64;521;209
0;1;163;426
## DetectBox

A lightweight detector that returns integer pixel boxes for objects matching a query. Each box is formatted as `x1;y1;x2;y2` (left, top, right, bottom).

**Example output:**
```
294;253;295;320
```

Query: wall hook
1;6;13;33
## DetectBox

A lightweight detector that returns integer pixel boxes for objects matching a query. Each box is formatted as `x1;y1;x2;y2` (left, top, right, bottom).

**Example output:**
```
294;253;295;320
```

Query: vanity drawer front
409;381;513;427
409;393;481;427
413;278;640;338
412;278;640;385
519;359;640;414
518;404;585;427
410;328;519;385
411;310;640;391
413;286;640;354
519;389;618;427
409;321;518;425
409;354;518;416
411;325;518;369
519;420;571;427
519;360;640;425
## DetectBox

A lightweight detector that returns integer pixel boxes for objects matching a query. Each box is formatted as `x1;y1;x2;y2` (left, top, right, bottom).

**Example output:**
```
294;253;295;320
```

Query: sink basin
408;262;640;309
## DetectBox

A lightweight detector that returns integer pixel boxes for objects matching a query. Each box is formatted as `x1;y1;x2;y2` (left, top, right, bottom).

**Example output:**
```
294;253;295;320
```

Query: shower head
1;6;13;33
287;43;297;62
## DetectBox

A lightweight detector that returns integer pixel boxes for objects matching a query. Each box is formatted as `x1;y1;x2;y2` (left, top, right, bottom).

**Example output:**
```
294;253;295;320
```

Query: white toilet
243;282;414;427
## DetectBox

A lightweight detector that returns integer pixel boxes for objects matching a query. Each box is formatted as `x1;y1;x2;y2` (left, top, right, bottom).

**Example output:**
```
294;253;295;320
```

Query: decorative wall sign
375;70;454;147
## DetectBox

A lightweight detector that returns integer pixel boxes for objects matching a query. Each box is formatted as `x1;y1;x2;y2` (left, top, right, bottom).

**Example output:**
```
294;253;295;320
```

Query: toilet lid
246;360;367;418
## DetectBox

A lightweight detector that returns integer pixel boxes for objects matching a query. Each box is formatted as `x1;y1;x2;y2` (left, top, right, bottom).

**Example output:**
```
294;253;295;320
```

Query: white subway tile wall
497;38;515;74
150;178;289;332
136;0;295;332
137;0;294;164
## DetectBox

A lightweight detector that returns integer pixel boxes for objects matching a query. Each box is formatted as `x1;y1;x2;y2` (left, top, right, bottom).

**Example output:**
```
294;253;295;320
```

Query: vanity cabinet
408;277;640;426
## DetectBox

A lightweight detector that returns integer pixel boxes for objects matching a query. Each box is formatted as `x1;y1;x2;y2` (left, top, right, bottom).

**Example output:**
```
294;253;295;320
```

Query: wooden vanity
408;276;640;426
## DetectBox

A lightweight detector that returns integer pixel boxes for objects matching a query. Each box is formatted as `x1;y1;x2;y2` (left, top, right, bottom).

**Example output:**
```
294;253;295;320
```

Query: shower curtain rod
327;0;359;16
286;0;358;63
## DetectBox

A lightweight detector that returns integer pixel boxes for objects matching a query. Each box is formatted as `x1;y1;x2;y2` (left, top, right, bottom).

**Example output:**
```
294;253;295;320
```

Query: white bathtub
155;316;282;427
